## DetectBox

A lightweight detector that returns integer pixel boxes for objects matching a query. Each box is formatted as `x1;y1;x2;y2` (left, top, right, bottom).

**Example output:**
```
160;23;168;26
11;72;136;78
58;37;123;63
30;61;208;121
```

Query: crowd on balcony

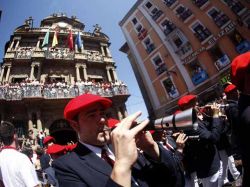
0;78;129;100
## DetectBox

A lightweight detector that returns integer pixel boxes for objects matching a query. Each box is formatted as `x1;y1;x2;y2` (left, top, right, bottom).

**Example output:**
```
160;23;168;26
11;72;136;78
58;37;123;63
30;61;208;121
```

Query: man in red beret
231;52;250;186
53;94;183;187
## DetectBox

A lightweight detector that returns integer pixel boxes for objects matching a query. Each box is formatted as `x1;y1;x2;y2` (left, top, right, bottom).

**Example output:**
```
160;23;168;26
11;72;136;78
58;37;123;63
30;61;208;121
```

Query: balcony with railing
0;83;129;101
155;64;167;76
236;40;250;54
191;69;208;85
152;10;163;21
45;48;75;60
194;28;211;42
192;0;209;8
214;54;230;70
15;47;34;59
162;21;176;36
213;13;230;28
176;6;193;22
163;0;178;8
138;28;147;40
146;43;155;54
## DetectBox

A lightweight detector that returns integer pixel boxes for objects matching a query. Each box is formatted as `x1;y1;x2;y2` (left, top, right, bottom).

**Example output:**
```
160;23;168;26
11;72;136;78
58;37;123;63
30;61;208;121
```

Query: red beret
65;143;77;152
224;84;237;94
43;136;55;145
231;52;250;91
64;94;112;121
47;144;66;155
178;95;197;109
107;118;120;128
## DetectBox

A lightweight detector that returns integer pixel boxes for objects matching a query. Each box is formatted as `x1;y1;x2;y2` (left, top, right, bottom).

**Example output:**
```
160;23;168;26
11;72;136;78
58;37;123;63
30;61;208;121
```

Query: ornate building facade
0;13;129;144
119;0;250;119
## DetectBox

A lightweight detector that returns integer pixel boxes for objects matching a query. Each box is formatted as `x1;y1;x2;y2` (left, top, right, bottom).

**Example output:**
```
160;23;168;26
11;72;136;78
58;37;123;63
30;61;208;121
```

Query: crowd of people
0;79;129;100
0;52;249;187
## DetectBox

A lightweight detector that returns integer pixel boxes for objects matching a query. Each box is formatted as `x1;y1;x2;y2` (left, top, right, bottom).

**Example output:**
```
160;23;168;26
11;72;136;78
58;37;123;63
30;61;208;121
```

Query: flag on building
52;31;58;48
67;30;74;50
75;32;82;50
42;30;50;47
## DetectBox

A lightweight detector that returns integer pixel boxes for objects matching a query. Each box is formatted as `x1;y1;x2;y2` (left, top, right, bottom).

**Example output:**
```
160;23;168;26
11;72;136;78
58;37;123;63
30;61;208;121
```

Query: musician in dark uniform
231;52;250;187
53;94;184;187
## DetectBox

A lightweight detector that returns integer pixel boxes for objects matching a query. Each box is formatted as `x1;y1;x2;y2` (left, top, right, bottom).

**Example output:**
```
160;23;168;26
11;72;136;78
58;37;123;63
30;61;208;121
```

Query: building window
176;42;193;58
136;24;143;33
209;45;230;70
162;78;179;98
229;30;250;54
191;22;211;42
144;37;155;54
145;2;163;21
145;2;153;9
132;18;138;25
191;0;209;8
222;0;244;15
161;19;176;36
167;30;188;52
163;0;177;7
187;60;208;85
208;8;230;28
175;5;193;21
152;55;167;76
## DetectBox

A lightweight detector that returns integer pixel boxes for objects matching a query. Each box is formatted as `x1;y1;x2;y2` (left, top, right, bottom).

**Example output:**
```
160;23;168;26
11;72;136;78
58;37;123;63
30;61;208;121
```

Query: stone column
15;40;20;50
75;44;78;53
83;65;87;81
36;39;41;49
75;65;80;81
37;64;41;81
0;66;5;82
5;66;11;82
30;64;35;80
101;45;105;56
81;43;84;52
112;68;118;81
106;46;112;57
106;68;111;82
7;41;15;52
36;111;42;131
28;112;33;131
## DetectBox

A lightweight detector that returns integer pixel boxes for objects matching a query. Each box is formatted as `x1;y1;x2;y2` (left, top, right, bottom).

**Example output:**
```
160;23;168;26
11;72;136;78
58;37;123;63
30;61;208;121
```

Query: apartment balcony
0;83;129;101
45;48;75;60
152;10;163;21
214;14;230;28
138;28;147;40
191;70;208;85
236;40;250;54
15;47;34;59
155;64;167;76
192;0;209;8
214;54;230;70
163;23;176;36
146;43;155;54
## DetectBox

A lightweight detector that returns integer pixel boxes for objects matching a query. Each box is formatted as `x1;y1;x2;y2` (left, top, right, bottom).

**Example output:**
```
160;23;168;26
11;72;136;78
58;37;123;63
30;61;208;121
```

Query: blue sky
0;0;149;120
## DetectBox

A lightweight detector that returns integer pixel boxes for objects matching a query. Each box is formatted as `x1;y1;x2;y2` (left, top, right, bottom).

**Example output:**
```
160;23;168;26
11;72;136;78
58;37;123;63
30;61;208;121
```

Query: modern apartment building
120;0;250;119
0;13;129;144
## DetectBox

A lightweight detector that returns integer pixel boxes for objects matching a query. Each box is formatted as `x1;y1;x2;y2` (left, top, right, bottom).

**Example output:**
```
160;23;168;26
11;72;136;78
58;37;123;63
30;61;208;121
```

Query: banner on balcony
42;30;50;47
75;32;82;50
67;30;74;51
52;31;58;48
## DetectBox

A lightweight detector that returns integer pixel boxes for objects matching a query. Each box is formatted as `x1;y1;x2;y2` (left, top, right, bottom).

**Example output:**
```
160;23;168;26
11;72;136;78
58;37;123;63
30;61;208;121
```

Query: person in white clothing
0;121;40;187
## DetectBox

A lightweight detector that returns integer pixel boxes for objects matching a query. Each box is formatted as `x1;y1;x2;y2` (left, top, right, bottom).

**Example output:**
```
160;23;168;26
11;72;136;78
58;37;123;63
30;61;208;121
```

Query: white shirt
0;148;40;187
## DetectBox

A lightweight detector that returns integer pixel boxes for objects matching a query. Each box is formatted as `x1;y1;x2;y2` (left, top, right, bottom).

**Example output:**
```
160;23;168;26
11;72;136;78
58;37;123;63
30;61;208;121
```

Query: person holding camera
177;95;224;187
53;94;183;187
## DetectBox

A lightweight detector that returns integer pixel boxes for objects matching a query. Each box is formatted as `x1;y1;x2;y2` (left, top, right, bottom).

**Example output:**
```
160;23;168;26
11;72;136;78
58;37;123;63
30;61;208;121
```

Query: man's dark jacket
53;142;183;187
